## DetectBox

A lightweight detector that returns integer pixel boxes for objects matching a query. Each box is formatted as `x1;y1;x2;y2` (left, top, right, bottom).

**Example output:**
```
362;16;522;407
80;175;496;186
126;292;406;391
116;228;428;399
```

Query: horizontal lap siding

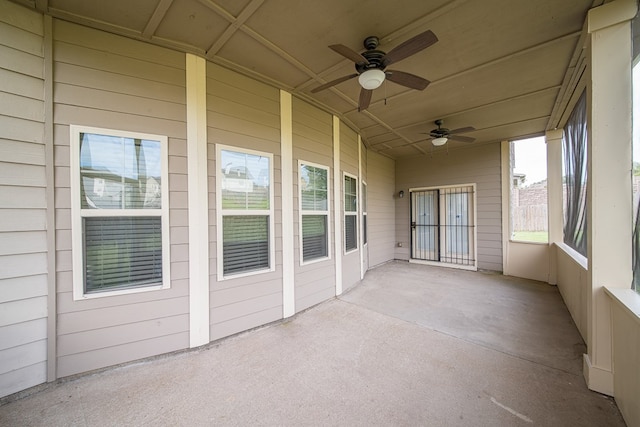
0;2;48;398
394;143;503;271
367;151;396;267
340;125;361;291
53;20;189;378
292;97;335;312
206;62;283;342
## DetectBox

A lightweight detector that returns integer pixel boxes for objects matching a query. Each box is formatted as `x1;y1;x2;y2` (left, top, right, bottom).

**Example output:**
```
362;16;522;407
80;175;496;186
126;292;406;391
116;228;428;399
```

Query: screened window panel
345;215;357;251
84;217;162;293
80;133;162;210
562;91;588;257
344;176;357;212
363;214;367;245
300;165;328;211
362;183;367;212
220;150;270;210
302;215;328;261
223;215;270;275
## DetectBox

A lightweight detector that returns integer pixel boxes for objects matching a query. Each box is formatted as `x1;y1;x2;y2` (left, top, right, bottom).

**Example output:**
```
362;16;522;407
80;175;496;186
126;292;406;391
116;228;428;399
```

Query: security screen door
410;185;476;267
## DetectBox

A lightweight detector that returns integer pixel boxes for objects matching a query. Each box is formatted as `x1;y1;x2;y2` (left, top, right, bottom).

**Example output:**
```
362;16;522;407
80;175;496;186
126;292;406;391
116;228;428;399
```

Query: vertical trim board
186;53;210;347
280;90;295;318
333;116;342;295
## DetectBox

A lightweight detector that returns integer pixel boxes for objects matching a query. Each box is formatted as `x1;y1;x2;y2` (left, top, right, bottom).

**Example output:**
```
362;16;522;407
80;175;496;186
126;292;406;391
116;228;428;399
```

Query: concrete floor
0;261;626;426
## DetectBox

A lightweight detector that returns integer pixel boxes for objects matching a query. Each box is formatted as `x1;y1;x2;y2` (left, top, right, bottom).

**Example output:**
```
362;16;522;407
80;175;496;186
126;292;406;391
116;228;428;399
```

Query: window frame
343;172;358;254
216;144;275;280
298;160;331;265
508;137;549;244
70;125;171;300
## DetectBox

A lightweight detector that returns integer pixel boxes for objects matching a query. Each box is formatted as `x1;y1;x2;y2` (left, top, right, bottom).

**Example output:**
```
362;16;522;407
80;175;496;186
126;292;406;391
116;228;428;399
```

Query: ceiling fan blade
448;134;476;143
385;70;430;90
383;30;438;66
448;126;476;135
311;73;358;93
329;44;369;64
358;88;373;111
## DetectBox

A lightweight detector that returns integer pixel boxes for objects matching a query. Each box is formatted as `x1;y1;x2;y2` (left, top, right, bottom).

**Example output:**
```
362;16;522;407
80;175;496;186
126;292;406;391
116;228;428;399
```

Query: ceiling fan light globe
432;136;448;146
358;69;385;90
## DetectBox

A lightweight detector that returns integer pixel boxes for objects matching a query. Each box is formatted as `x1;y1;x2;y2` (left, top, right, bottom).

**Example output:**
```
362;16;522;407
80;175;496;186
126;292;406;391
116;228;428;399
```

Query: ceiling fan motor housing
356;49;386;73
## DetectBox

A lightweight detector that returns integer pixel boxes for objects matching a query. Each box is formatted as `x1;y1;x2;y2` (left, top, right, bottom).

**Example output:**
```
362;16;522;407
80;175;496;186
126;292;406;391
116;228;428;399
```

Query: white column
546;129;563;285
500;140;511;274
358;135;364;280
333;116;343;295
280;90;295;317
584;0;636;395
186;53;210;347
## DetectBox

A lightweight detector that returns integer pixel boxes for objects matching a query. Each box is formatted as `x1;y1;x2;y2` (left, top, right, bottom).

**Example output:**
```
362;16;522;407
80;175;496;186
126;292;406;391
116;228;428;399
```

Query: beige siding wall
340;125;361;290
0;2;48;398
292;97;336;311
366;151;396;268
206;62;283;341
395;143;502;271
53;20;189;377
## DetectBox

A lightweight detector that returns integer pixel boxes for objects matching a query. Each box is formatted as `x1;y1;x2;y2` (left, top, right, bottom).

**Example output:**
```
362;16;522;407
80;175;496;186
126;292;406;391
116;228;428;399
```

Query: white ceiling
15;0;600;158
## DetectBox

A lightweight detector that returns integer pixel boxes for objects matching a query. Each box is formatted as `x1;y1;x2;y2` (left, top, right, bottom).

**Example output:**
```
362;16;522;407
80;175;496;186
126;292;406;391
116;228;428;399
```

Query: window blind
345;215;357;251
302;215;328;261
84;217;162;293
223;215;269;275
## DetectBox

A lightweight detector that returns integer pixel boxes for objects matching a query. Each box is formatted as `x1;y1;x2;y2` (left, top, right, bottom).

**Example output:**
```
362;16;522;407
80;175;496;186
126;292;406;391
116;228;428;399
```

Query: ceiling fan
311;30;438;111
427;119;476;146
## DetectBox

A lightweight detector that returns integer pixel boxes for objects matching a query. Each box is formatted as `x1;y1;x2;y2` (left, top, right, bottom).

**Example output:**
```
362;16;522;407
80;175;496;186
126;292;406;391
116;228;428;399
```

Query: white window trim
298;160;331;266
362;180;368;247
343;172;358;255
70;125;171;300
216;144;275;281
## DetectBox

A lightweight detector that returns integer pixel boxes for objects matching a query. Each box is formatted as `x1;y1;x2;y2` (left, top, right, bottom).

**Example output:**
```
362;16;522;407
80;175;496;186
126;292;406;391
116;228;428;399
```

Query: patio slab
0;261;625;426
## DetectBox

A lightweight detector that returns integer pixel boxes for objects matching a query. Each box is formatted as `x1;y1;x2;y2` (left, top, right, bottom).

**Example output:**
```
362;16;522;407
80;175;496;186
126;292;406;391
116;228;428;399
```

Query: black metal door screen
410;186;476;267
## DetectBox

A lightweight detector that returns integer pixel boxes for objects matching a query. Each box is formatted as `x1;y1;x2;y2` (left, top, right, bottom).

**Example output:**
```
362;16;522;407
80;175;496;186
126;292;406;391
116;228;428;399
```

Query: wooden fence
512;205;548;232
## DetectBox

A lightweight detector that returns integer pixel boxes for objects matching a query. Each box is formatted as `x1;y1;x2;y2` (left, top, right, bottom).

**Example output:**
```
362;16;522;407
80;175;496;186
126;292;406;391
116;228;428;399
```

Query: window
362;181;368;245
344;173;358;252
70;126;170;299
510;137;548;243
299;162;330;263
217;146;274;278
632;55;640;293
562;91;588;257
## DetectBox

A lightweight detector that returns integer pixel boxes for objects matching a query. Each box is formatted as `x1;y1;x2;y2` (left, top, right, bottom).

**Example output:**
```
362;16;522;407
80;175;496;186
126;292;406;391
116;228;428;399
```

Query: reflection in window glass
218;147;273;277
344;174;358;251
220;150;270;210
300;163;330;263
80;133;161;210
300;165;328;211
71;126;168;297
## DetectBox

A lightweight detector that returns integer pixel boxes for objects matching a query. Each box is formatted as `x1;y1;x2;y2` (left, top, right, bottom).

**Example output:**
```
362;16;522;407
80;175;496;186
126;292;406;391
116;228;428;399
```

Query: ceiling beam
35;0;48;13
142;0;174;39
206;0;264;57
